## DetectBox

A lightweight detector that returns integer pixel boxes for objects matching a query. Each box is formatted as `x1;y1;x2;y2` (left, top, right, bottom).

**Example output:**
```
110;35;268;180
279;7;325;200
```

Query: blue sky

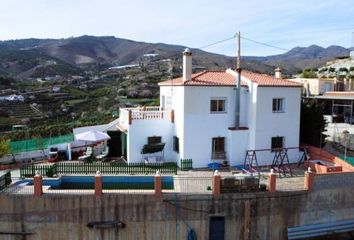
1;0;354;56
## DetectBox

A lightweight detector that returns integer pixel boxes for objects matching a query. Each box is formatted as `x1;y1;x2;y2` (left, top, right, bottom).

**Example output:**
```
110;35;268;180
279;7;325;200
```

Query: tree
0;139;10;159
300;99;327;147
339;67;348;72
301;70;317;78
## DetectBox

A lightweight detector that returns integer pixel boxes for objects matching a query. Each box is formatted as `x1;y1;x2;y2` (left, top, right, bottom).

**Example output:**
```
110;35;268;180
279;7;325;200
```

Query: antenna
351;32;354;59
237;31;241;72
169;58;174;96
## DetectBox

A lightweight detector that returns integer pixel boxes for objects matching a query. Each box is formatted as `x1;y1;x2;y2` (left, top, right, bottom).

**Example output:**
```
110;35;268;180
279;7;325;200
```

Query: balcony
118;106;174;129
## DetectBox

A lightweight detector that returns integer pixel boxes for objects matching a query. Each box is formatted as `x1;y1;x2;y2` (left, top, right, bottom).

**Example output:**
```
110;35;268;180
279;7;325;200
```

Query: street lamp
342;130;350;160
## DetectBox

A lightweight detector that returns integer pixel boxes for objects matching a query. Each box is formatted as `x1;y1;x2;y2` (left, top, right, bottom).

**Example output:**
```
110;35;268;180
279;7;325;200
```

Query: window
148;136;161;144
210;98;226;113
271;136;284;151
272;98;285;112
212;137;226;159
173;136;179;153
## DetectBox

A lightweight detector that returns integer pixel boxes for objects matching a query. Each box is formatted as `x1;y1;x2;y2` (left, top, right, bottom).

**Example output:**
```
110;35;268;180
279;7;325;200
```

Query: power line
240;35;289;51
197;33;289;52
198;34;236;49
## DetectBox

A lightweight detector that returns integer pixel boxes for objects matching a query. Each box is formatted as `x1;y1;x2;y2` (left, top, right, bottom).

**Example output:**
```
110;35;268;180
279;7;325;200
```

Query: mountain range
0;35;351;78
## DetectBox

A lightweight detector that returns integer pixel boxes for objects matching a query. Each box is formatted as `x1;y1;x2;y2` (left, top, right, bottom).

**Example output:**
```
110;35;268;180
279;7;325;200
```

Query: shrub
139;89;152;98
127;90;138;98
117;88;126;96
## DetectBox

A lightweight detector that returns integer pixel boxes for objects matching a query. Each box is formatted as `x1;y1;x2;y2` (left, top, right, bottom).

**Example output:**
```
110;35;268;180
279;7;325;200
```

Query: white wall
127;119;174;163
180;86;249;168
250;86;301;165
227;129;249;166
160;86;185;163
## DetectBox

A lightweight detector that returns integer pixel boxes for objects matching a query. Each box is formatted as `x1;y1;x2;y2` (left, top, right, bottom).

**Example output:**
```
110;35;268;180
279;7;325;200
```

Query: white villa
117;49;302;168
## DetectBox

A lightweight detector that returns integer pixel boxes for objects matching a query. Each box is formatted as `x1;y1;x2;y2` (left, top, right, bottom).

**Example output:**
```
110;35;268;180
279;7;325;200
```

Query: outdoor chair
96;146;109;160
78;147;93;160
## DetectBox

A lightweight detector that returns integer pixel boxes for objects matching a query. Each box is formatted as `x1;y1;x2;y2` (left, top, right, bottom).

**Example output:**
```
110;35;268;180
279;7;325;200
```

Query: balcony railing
118;106;174;127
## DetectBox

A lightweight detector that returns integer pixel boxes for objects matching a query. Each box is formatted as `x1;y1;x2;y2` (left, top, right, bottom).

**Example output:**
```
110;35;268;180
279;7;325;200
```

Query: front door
209;216;225;240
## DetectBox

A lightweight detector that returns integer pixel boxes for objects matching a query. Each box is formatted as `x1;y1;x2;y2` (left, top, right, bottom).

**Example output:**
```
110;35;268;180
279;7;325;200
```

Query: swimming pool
17;176;174;190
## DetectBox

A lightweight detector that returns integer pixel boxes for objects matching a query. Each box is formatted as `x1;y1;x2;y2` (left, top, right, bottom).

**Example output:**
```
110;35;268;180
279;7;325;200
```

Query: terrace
0;161;309;196
118;106;174;129
2;145;354;196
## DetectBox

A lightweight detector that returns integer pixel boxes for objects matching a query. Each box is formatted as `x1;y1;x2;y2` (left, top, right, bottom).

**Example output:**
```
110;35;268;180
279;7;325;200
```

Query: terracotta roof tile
241;71;301;87
159;70;302;88
158;71;247;86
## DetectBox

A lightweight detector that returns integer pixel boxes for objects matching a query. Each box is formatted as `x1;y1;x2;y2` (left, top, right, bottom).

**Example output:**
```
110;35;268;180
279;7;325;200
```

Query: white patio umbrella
75;130;111;142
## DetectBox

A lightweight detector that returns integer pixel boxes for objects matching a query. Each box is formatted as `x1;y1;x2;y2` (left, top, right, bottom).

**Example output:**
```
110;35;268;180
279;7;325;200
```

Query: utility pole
235;31;241;128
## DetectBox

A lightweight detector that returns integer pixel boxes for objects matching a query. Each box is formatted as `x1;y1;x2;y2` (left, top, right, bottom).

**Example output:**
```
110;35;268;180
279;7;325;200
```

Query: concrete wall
227;129;249;166
3;188;354;240
290;78;334;95
313;172;354;190
251;87;301;165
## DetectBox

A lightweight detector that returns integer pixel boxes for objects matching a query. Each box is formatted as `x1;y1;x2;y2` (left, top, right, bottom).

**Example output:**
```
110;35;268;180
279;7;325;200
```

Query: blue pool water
17;176;174;190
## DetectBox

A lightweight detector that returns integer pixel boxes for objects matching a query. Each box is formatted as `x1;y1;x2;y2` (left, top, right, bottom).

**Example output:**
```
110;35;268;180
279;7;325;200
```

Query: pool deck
3;164;308;195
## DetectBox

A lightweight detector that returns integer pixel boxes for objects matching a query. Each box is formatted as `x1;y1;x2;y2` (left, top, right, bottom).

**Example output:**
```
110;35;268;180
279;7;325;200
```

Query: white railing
123;106;162;112
131;111;167;120
171;177;213;194
119;106;170;127
145;106;162;111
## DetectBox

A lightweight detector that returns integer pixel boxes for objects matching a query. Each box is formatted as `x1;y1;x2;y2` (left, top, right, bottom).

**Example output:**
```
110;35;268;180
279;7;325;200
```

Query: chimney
183;48;192;82
275;67;282;79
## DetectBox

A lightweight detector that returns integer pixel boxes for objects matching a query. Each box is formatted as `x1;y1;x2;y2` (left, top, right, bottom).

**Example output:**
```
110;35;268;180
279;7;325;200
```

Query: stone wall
312;172;354;190
2;188;354;240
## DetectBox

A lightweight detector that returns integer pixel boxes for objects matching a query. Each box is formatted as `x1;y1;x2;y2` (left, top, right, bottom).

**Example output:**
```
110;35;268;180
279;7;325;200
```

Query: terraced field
0;102;44;131
0;102;43;120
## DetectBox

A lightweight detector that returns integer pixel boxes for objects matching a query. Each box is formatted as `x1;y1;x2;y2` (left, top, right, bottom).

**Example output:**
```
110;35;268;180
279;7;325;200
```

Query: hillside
250;45;350;73
0;36;278;79
36;36;278;73
0;36;351;78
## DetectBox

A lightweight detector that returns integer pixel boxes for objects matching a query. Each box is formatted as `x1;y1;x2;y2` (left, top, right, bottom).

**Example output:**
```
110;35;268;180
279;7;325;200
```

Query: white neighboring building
0;94;24;102
117;49;302;168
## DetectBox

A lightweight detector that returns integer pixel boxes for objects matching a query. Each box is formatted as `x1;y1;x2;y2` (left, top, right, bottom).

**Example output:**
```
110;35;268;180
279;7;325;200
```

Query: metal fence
20;164;57;178
0;171;11;191
10;134;73;153
20;161;178;177
180;159;193;171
